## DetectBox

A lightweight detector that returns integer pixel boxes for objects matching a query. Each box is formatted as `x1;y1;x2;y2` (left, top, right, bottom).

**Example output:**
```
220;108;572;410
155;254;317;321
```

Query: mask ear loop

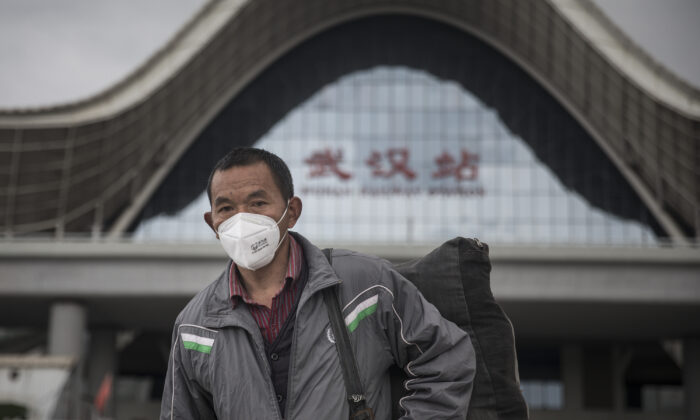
272;199;291;253
275;200;291;226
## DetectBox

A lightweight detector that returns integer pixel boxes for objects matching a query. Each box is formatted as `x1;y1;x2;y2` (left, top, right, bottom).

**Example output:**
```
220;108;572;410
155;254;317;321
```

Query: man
161;147;475;419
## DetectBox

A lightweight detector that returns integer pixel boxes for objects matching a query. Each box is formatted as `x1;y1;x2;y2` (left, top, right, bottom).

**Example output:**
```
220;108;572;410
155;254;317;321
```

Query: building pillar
685;338;700;420
87;329;117;417
48;302;87;358
561;344;583;411
612;345;632;412
47;302;87;418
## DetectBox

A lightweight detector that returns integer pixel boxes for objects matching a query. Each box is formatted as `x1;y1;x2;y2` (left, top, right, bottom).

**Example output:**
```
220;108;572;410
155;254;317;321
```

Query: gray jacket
161;233;475;419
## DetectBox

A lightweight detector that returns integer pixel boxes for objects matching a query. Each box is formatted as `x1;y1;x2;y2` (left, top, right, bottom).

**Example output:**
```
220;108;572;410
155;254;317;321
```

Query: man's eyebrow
246;190;269;200
213;196;234;207
213;190;269;207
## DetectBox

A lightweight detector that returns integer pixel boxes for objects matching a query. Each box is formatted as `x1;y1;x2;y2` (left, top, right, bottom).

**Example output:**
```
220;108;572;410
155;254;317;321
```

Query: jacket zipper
284;280;340;418
252;329;285;420
207;317;283;419
284;311;299;418
217;313;282;420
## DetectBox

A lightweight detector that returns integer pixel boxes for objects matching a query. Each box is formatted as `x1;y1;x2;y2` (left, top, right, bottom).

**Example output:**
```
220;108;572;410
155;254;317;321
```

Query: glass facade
134;15;661;246
135;66;657;246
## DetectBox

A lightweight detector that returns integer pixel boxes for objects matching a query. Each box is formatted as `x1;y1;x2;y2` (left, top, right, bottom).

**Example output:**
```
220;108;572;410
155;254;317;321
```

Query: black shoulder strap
321;248;375;420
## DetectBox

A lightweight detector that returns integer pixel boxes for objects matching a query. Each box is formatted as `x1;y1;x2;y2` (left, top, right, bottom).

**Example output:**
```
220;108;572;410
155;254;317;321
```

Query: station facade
1;1;699;419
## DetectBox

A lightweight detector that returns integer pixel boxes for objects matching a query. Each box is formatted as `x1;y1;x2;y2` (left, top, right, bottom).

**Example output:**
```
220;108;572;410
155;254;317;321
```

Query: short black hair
206;147;294;203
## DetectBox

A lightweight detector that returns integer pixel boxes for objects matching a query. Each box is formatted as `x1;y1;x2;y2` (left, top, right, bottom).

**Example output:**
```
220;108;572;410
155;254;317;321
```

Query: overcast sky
0;0;698;109
0;0;206;108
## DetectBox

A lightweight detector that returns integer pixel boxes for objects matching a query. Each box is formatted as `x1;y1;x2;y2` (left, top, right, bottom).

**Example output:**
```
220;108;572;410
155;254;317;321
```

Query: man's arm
160;322;217;420
380;263;476;419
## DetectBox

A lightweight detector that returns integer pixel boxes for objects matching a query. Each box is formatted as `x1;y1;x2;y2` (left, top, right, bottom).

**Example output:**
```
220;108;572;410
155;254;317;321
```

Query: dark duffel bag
391;237;529;419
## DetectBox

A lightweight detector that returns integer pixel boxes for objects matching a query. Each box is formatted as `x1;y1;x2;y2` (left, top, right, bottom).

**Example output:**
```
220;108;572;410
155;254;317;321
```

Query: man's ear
286;196;302;229
204;211;219;239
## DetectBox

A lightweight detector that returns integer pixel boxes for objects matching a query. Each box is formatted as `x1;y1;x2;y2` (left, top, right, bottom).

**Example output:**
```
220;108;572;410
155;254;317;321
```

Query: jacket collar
290;232;341;301
200;232;340;330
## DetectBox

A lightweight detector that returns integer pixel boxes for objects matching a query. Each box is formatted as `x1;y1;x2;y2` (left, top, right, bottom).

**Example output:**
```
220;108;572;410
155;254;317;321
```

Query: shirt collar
229;234;303;307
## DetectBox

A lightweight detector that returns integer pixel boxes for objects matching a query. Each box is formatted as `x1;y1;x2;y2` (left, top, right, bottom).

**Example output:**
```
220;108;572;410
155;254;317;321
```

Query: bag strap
322;248;375;420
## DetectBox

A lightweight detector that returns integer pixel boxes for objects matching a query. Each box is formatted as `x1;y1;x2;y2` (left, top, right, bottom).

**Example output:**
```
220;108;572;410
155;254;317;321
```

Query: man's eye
219;206;233;212
251;201;266;207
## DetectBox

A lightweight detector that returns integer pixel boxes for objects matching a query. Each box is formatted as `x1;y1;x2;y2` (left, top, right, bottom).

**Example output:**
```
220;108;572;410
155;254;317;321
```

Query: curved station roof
0;0;698;242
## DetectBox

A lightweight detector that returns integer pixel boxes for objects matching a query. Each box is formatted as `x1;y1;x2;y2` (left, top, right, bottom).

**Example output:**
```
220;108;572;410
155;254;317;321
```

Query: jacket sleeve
380;263;476;419
160;322;217;420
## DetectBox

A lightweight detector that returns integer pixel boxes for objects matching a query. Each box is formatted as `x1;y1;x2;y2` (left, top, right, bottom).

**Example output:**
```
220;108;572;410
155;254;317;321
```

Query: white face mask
217;203;289;271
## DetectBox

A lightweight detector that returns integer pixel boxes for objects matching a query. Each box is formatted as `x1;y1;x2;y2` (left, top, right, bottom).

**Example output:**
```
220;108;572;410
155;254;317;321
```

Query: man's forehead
210;163;280;199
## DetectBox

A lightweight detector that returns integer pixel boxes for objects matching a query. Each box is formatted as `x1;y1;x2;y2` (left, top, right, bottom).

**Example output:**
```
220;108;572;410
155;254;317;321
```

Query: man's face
204;162;300;238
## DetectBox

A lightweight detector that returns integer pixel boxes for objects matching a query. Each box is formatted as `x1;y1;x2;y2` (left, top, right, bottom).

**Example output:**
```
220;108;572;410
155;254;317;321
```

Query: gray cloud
591;0;700;87
0;0;698;108
0;0;206;108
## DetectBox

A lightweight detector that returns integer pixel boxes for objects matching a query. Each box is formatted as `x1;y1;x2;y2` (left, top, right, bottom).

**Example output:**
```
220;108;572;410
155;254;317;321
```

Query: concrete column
561;344;584;411
684;338;700;420
48;302;87;357
47;302;86;419
611;345;632;412
87;329;117;417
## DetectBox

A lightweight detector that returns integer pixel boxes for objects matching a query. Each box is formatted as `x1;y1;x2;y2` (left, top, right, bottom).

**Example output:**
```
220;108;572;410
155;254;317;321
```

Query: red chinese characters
432;149;479;181
304;149;352;180
365;148;417;180
303;147;479;181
